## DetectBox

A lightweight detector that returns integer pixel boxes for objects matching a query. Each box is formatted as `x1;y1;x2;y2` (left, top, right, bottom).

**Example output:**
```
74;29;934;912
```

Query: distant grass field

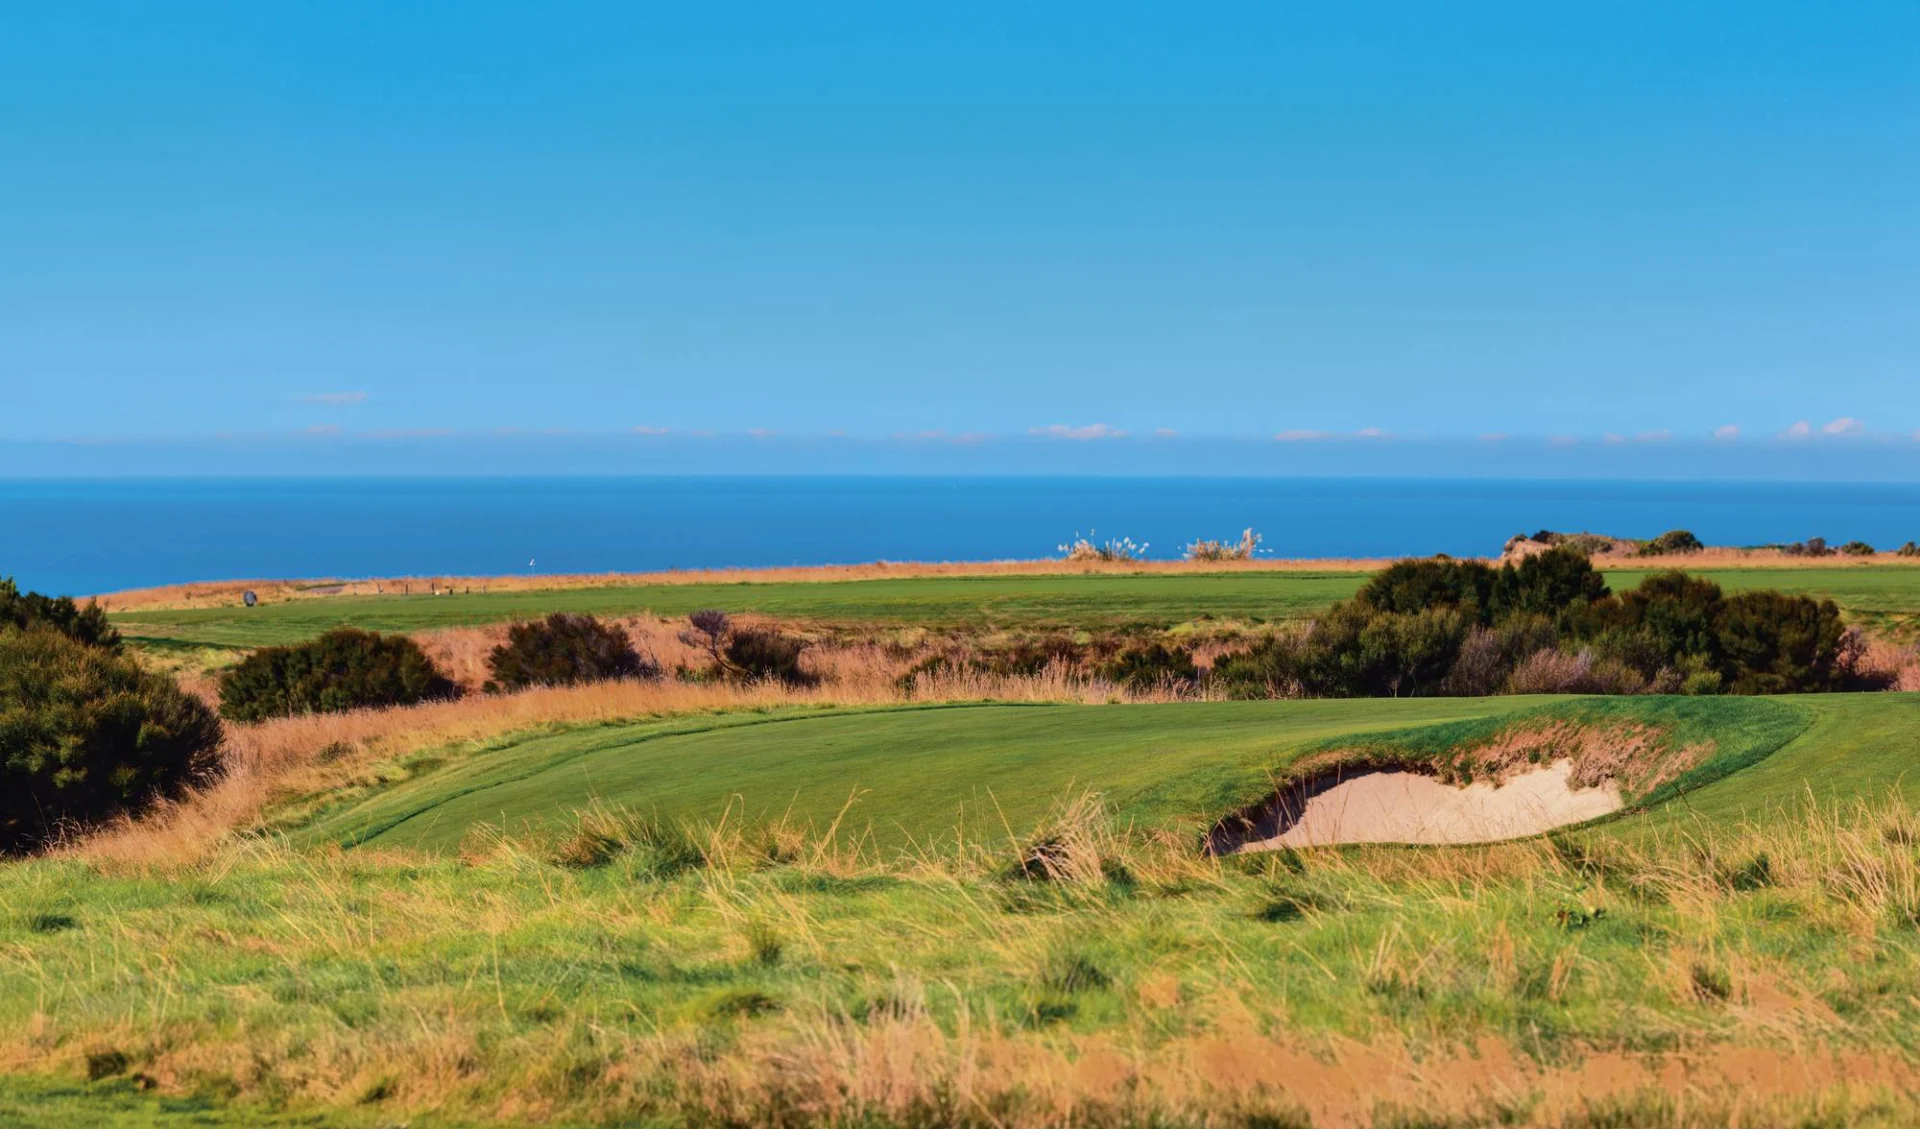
301;694;1821;854
109;565;1920;649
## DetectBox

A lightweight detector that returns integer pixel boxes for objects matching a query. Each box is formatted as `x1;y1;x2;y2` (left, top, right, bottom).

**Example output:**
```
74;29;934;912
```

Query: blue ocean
2;477;1917;596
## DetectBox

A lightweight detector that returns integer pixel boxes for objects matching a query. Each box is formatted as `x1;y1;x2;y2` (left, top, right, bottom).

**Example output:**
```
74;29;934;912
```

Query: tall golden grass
24;791;1920;1127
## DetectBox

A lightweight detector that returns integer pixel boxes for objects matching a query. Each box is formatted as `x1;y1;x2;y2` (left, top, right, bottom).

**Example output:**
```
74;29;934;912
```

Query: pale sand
1244;761;1623;850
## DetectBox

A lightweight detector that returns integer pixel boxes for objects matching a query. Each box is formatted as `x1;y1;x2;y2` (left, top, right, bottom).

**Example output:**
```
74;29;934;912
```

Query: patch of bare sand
1245;760;1622;849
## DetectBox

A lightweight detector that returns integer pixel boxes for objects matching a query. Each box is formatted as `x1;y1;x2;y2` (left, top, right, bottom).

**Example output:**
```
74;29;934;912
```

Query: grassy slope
304;695;1819;854
110;566;1920;649
7;695;1920;1129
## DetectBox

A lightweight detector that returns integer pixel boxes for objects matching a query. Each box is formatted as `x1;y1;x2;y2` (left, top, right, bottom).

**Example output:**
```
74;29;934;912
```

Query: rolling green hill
302;693;1842;854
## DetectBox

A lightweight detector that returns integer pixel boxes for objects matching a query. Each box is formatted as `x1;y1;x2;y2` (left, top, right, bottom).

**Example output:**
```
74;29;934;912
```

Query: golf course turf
110;565;1920;650
299;693;1867;855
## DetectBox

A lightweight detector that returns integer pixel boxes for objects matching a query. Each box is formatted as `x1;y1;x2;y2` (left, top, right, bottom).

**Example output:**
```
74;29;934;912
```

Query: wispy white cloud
952;431;990;444
304;391;367;406
1712;424;1740;440
1782;420;1813;439
1478;433;1509;443
1153;428;1179;438
1823;416;1864;436
1355;427;1387;438
1602;433;1626;445
1031;423;1127;440
1635;429;1672;443
303;423;342;435
1547;435;1580;448
1273;429;1328;442
632;425;670;435
365;428;453;439
746;427;778;439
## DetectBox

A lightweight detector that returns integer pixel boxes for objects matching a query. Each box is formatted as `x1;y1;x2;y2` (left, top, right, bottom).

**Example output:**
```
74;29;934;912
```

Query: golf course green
111;565;1920;650
297;692;1895;855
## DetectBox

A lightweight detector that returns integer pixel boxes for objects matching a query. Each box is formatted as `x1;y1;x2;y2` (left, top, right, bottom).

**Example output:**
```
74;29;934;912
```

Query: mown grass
109;566;1920;650
295;696;1814;855
109;573;1373;649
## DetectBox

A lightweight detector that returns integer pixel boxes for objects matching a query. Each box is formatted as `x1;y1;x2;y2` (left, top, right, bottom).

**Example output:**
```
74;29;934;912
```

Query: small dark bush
1356;558;1499;623
724;629;815;686
1639;529;1704;556
1781;537;1833;557
218;628;458;722
485;612;657;692
680;609;731;665
1714;592;1853;694
0;578;119;650
1099;641;1198;691
1215;603;1468;699
1491;546;1610;622
1;628;222;852
1840;540;1876;557
972;634;1087;677
1899;541;1920;558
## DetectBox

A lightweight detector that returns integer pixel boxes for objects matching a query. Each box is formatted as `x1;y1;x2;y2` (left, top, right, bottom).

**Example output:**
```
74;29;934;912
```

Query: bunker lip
1212;760;1623;852
1207;719;1709;853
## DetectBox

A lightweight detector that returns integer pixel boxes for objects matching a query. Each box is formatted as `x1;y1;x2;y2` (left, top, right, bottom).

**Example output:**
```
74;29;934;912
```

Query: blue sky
2;2;1916;476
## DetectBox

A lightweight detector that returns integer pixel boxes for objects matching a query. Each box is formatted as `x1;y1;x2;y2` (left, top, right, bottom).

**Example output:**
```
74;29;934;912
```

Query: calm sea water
2;477;1917;596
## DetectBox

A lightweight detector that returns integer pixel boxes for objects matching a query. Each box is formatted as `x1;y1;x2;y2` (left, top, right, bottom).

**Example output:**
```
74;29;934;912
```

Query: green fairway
111;565;1920;650
306;694;1822;854
111;571;1370;648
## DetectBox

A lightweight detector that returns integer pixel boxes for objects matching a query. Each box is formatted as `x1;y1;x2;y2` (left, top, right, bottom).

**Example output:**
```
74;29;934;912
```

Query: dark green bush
1639;529;1704;556
1099;641;1198;691
724;629;815;686
1491;546;1609;622
1714;592;1855;694
0;578;119;650
1840;540;1876;557
485;613;657;692
1355;558;1499;623
1215;603;1468;699
1899;541;1920;558
1;628;221;851
1358;548;1605;628
218;628;458;722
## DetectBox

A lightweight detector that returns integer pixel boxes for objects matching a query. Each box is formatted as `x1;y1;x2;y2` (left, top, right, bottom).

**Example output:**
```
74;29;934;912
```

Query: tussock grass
10;791;1920;1126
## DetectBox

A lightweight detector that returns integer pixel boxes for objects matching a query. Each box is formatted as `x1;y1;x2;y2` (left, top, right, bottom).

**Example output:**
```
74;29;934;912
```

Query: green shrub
218;628;458;722
1714;592;1853;694
1;628;221;851
1899;541;1920;558
485;613;657;692
1840;540;1876;557
1216;603;1467;699
724;629;815;686
1639;529;1704;556
1491;546;1610;622
1099;641;1198;691
1355;558;1499;623
1359;548;1605;628
1781;537;1833;557
0;578;119;650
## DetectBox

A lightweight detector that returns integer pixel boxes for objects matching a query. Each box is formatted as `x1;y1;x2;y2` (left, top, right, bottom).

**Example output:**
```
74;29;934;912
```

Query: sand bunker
1240;760;1622;850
